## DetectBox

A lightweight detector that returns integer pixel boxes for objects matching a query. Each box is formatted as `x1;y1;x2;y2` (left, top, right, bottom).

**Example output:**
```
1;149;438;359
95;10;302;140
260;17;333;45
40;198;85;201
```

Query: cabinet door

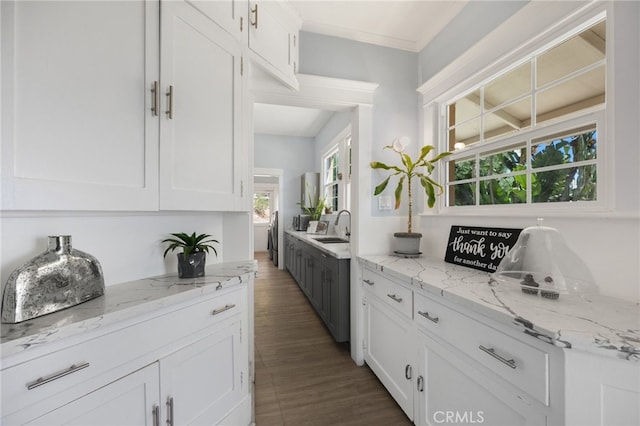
160;319;246;425
187;0;246;41
26;363;160;426
321;263;333;326
1;0;159;210
247;1;299;89
160;0;245;211
363;293;414;419
415;332;546;426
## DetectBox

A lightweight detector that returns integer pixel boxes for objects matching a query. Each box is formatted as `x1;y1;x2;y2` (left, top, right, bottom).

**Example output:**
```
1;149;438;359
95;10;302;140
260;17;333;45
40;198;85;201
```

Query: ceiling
254;103;336;138
288;0;468;53
253;1;468;138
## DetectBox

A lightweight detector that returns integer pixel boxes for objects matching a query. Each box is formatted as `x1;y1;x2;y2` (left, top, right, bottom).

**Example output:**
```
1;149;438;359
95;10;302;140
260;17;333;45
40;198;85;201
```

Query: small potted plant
162;232;218;278
370;137;452;255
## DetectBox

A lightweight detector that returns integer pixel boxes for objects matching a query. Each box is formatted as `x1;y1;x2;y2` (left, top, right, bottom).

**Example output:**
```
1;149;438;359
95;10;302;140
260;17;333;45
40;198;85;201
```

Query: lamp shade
492;220;598;298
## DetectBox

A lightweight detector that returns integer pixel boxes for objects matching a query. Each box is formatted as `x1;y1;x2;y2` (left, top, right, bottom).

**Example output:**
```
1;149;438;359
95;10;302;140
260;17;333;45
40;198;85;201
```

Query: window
324;148;339;212
444;19;605;210
321;129;351;212
253;190;272;224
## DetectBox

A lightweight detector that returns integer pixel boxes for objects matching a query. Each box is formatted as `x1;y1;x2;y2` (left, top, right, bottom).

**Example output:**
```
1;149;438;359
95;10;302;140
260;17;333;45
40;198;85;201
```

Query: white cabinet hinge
362;339;367;352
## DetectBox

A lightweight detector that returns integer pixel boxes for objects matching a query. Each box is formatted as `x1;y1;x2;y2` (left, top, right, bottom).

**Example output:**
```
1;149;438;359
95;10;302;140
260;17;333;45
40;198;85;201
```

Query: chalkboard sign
444;225;522;273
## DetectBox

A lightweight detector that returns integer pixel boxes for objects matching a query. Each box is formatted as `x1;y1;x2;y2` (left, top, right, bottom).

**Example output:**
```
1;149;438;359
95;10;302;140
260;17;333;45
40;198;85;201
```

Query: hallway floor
253;251;412;426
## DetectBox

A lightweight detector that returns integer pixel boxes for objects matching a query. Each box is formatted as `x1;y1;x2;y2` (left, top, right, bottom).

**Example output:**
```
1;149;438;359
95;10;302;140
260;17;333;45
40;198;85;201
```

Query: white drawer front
1;285;245;417
362;268;412;319
414;291;549;406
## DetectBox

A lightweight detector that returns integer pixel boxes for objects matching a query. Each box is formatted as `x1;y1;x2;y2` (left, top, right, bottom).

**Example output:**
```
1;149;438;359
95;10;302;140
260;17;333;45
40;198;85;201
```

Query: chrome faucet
334;210;351;237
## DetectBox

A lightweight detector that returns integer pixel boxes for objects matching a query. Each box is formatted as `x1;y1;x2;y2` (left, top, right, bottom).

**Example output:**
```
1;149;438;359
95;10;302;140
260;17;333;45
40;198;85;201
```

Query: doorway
253;168;284;268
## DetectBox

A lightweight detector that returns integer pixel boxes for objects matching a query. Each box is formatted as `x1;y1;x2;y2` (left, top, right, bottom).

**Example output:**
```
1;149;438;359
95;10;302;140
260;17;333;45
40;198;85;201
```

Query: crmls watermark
433;411;485;424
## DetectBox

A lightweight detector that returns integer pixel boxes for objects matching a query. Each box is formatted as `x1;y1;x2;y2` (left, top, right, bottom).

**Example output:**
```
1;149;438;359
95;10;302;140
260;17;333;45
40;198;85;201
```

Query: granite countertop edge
1;260;258;362
358;255;640;363
285;229;351;259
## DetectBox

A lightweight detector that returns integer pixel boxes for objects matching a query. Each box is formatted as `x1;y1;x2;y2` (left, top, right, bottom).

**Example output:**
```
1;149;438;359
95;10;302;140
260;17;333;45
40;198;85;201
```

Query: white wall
0;212;238;287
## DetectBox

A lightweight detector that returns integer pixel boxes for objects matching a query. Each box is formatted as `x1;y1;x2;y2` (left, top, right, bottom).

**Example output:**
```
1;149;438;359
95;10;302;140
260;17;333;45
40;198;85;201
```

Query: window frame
423;6;611;217
444;110;605;213
320;126;352;212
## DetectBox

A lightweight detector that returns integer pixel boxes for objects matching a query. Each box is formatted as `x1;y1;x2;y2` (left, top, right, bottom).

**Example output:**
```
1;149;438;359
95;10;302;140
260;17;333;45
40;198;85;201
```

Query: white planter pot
394;232;422;255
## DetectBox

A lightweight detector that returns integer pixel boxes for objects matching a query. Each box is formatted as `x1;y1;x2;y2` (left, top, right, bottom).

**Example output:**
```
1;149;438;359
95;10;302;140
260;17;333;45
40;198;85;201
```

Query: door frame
253;168;283;267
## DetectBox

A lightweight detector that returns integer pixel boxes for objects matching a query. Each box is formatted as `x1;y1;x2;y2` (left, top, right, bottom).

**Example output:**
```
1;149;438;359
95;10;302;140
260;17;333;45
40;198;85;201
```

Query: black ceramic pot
177;252;206;278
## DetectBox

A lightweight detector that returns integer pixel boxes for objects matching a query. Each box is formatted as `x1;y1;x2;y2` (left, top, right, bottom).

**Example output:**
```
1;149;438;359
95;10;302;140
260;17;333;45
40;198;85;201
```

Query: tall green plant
370;138;451;233
298;183;326;221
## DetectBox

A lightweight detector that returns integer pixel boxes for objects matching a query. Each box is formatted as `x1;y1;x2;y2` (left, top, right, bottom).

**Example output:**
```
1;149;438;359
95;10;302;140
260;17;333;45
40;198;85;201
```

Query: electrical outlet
378;196;394;210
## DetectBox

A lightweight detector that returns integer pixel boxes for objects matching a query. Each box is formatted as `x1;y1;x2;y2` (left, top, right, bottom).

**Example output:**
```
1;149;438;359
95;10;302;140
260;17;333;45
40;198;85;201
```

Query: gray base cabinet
284;234;350;342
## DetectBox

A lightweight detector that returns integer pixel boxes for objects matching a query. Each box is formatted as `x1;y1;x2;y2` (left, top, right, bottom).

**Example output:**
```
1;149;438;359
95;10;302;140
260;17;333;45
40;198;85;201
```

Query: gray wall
417;1;528;83
254;133;316;230
299;32;420;218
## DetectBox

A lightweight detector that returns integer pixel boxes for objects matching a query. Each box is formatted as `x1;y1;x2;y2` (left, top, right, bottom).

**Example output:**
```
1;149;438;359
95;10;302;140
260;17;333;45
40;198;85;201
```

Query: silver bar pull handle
211;304;236;316
166;85;174;119
152;405;160;426
479;345;517;369
387;293;402;303
166;396;174;426
26;362;90;390
418;310;439;323
151;81;159;117
363;279;374;286
417;375;424;392
251;3;258;28
405;364;412;380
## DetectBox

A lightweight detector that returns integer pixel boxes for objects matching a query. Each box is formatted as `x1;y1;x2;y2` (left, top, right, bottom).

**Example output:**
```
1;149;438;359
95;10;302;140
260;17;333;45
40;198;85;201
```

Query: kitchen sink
313;237;350;244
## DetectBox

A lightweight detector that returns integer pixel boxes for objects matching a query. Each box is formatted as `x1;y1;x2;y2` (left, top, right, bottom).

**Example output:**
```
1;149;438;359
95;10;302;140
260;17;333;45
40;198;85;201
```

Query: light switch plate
378;196;394;210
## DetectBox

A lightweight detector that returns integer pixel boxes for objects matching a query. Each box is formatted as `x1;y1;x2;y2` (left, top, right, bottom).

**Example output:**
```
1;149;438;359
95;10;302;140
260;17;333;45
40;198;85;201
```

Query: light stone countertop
285;229;351;259
1;260;257;364
359;255;640;362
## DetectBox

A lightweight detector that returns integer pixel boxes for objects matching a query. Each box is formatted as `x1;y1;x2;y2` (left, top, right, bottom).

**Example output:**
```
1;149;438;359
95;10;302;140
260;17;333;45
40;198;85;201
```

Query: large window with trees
444;18;605;210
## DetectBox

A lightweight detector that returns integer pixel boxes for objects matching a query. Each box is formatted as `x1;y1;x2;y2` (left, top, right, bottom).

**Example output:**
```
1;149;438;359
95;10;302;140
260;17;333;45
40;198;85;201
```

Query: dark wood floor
253;252;412;426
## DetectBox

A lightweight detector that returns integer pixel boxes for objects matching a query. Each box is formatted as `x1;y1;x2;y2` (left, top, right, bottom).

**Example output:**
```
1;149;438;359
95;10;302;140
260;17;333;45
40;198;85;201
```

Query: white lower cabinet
415;332;546;426
1;284;250;426
160;320;246;425
362;265;554;426
28;363;160;426
363;293;414;419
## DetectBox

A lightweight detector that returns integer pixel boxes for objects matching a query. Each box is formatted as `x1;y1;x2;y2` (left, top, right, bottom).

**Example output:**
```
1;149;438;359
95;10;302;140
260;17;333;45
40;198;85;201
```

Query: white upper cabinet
1;0;160;210
186;0;247;40
247;1;301;90
1;0;250;212
159;0;246;211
